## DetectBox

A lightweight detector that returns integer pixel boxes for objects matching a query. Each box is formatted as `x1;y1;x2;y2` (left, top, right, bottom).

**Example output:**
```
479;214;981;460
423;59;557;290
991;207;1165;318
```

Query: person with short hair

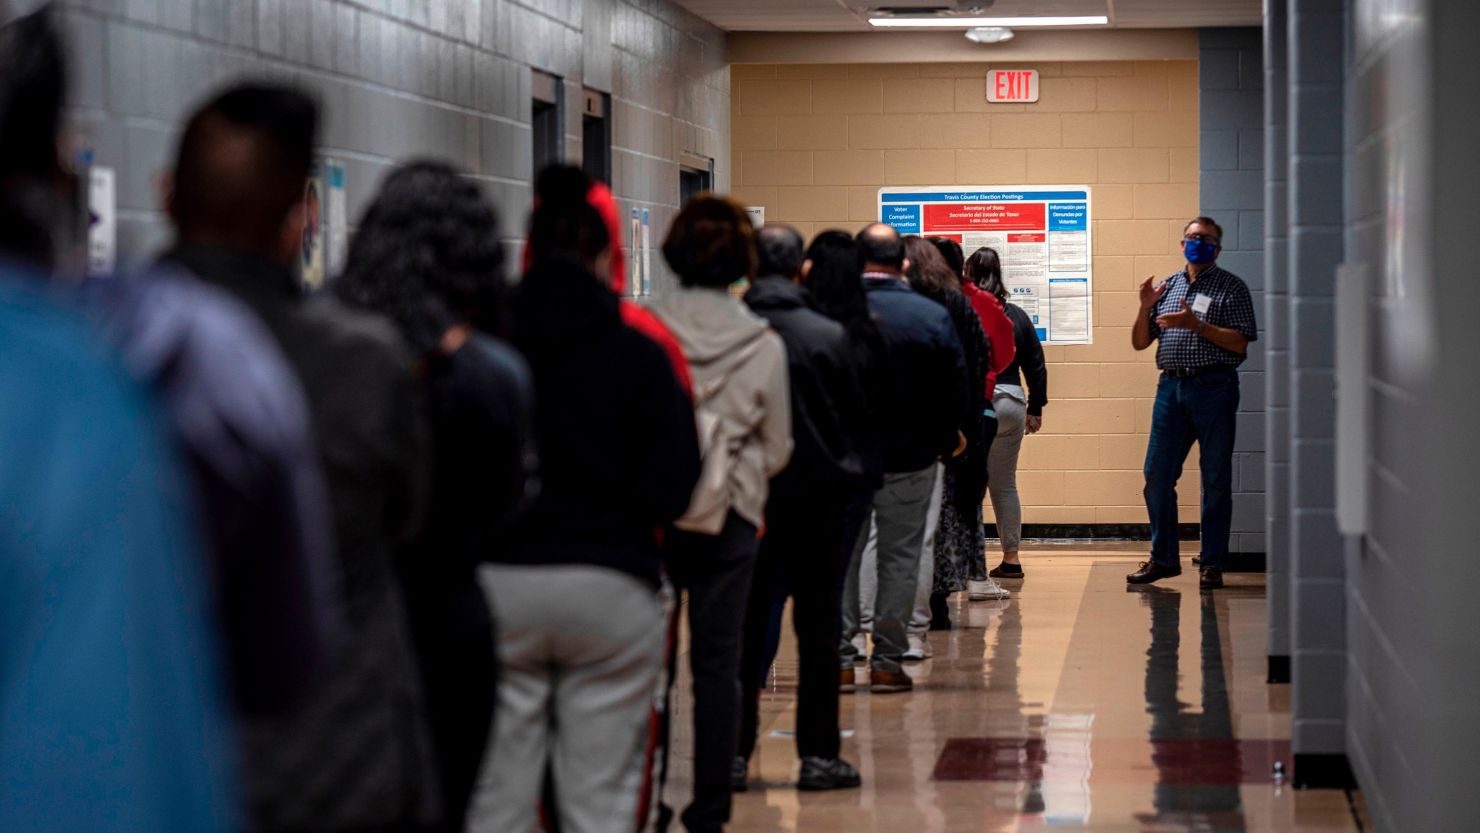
837;223;967;694
735;223;863;792
162;82;443;832
1129;216;1258;590
649;195;792;833
472;165;699;833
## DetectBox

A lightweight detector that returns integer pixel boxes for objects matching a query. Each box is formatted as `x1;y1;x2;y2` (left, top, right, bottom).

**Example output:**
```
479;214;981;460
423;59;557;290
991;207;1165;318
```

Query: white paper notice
1049;231;1089;271
1048;278;1091;342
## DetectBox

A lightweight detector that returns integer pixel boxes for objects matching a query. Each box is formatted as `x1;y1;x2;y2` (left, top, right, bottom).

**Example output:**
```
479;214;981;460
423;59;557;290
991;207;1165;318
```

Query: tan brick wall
729;60;1202;525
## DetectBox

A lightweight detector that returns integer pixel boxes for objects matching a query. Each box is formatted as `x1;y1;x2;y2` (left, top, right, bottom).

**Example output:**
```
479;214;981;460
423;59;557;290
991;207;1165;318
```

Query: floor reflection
688;549;1360;833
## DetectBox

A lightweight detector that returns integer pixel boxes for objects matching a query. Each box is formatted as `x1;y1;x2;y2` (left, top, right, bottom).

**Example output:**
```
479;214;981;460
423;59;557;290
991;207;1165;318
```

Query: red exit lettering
987;69;1039;103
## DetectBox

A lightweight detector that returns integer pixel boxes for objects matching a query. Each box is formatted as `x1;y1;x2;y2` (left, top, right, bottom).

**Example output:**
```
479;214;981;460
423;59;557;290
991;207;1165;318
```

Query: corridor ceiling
670;0;1262;31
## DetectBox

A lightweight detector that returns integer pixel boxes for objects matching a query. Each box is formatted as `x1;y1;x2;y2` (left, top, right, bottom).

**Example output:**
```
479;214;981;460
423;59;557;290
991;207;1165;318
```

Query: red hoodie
523;182;693;396
963;282;1017;392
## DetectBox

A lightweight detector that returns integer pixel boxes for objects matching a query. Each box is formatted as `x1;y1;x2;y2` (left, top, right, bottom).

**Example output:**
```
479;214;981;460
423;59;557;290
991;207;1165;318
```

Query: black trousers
666;512;759;833
402;577;497;833
737;494;848;763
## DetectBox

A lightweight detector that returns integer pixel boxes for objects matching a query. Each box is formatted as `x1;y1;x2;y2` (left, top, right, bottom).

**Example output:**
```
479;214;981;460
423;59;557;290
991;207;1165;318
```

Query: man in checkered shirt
1127;216;1258;590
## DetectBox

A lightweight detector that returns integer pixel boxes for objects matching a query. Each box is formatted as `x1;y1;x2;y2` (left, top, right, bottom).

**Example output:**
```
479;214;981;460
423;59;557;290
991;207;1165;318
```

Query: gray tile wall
1283;0;1347;760
1198;28;1266;557
1344;0;1480;829
60;0;729;289
1262;0;1291;669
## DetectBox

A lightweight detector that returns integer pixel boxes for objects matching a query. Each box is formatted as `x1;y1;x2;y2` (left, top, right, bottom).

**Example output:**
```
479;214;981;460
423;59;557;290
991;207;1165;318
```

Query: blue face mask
1184;238;1218;265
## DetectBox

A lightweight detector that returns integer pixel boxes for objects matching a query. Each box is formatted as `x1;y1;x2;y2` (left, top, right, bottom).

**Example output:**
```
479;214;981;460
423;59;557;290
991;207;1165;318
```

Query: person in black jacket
334;160;537;833
968;249;1050;579
162;84;442;832
735;224;864;792
837;223;968;694
470;166;699;833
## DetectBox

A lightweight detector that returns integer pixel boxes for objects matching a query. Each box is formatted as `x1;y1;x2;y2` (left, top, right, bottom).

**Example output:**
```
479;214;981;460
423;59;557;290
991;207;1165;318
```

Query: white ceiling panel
670;0;1261;32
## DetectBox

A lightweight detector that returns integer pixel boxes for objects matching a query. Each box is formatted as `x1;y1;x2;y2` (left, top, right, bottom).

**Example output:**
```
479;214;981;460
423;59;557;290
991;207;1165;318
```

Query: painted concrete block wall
1284;0;1347;761
1345;0;1480;828
1198;28;1266;559
731;60;1203;526
1262;0;1292;669
59;0;728;293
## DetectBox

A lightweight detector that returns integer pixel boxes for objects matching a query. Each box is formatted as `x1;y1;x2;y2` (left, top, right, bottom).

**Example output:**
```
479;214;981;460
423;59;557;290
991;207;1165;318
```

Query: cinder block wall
1284;0;1348;764
730;61;1202;526
1198;29;1267;559
1344;0;1480;827
58;0;729;291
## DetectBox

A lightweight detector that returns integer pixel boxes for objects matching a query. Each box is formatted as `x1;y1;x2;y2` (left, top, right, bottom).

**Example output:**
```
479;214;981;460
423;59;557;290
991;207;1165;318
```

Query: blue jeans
1143;369;1239;570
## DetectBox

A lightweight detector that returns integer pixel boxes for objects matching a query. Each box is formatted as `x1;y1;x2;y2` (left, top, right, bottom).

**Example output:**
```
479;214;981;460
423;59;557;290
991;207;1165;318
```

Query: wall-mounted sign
986;69;1039;103
87;166;115;277
879;185;1094;344
745;206;765;228
301;157;347;291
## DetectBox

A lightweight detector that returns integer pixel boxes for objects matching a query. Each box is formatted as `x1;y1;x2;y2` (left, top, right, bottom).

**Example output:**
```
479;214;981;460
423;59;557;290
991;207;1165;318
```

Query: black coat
914;286;993;510
863;276;969;474
998;302;1049;416
744;276;865;500
501;255;700;588
164;245;440;832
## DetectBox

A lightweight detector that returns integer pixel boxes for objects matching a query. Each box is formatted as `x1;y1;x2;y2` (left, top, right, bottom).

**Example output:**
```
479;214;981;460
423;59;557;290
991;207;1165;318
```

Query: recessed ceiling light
965;26;1014;43
868;15;1109;28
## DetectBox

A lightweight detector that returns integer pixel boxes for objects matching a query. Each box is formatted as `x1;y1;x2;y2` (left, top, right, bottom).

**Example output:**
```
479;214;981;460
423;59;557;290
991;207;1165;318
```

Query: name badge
1191;294;1212;315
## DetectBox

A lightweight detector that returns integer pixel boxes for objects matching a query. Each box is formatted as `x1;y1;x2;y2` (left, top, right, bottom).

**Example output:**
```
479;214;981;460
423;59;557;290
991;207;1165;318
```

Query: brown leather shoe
1126;560;1182;584
869;669;913;693
1199;567;1224;589
840;667;856;694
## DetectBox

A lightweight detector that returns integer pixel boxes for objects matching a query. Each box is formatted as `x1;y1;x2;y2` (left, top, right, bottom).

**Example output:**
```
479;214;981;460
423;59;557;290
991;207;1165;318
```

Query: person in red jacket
523;176;692;396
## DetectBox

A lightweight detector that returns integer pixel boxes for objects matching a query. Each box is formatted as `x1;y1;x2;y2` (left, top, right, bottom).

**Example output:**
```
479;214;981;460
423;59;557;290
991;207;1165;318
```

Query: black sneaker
731;755;748;792
989;562;1024;579
798;756;862;791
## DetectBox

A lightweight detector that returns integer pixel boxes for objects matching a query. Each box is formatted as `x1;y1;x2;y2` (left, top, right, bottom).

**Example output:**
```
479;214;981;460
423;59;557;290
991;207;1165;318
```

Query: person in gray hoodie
650;195;791;833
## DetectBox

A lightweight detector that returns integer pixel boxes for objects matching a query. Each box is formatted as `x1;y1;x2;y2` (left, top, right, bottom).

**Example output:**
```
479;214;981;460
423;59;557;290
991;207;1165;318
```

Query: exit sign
986;69;1039;103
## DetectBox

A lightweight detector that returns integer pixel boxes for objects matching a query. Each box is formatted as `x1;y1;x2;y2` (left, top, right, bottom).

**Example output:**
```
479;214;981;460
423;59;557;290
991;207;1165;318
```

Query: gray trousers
858;463;945;637
469;565;664;833
839;464;938;674
988;387;1028;553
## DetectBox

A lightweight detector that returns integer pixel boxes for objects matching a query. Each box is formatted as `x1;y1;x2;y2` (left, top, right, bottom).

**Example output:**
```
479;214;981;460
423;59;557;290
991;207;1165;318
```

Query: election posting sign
878;185;1094;345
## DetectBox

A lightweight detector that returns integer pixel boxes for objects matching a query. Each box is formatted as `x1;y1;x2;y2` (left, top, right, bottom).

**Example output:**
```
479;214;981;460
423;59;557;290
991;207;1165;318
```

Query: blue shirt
0;276;234;833
1147;264;1258;371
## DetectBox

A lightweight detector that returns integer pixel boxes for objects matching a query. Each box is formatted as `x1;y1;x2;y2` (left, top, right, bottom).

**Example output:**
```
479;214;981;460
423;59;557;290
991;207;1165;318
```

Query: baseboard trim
983;522;1200;540
1267;655;1291;684
1221;552;1267;573
1294;753;1356;790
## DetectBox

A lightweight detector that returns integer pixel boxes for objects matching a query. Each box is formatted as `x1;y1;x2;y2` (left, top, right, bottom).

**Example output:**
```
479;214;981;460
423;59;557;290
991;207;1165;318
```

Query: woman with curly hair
335;160;536;832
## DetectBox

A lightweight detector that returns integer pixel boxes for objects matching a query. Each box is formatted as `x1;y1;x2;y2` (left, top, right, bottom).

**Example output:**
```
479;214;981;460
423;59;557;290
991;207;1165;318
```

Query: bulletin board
878;185;1094;345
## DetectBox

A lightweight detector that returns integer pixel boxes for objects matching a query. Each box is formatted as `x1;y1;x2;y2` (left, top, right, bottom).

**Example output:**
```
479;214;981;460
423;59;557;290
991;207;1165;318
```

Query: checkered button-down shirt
1147;264;1258;371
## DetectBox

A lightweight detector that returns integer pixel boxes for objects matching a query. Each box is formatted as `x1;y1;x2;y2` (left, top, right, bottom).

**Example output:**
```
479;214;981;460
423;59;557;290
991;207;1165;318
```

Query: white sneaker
967;578;1011;601
903;633;932;661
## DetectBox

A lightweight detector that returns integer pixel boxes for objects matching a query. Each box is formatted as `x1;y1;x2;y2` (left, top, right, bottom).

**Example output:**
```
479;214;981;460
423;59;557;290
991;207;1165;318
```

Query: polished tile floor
663;545;1368;833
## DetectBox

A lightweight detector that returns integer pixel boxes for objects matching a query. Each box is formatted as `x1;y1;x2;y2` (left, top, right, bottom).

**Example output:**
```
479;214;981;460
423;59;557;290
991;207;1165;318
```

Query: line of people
0;9;1050;833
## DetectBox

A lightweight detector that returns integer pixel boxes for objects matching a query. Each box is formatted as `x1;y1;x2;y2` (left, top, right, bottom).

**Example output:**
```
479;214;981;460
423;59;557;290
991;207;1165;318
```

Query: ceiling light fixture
964;26;1014;43
868;15;1109;28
